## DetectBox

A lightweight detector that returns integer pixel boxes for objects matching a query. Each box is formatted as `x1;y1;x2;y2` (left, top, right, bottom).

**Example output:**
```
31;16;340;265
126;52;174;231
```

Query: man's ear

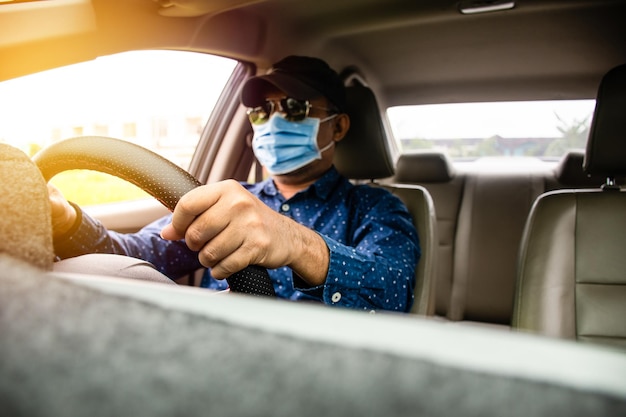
333;113;351;142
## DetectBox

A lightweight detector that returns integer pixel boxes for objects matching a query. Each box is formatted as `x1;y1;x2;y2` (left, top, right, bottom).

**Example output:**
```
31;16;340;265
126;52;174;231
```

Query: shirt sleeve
294;189;421;313
53;203;202;279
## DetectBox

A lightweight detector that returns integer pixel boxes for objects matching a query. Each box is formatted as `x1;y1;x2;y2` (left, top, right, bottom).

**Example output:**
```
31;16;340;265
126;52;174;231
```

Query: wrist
288;226;329;286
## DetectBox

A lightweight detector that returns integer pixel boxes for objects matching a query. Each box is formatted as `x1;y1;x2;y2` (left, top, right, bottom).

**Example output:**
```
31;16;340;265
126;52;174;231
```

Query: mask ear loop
245;131;254;147
316;114;339;154
318;141;335;153
319;114;338;124
244;131;264;182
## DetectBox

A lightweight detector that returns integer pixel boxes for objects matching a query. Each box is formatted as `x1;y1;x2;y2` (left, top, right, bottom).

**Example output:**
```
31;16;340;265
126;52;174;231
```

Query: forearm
53;206;201;279
293;210;420;312
318;235;418;312
53;202;117;259
286;222;330;286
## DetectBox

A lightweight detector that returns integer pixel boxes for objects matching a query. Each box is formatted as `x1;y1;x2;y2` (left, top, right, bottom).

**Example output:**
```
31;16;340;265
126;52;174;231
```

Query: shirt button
281;203;290;212
331;292;342;303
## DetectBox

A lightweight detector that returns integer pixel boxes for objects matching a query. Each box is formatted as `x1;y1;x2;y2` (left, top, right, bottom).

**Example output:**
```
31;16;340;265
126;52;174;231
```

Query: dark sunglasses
247;97;336;125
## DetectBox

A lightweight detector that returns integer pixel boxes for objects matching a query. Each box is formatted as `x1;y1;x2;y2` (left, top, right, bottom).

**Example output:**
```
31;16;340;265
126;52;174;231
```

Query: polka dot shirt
55;167;421;312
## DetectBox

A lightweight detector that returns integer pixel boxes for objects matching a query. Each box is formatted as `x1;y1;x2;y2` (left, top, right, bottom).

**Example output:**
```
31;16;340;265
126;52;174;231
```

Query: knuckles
184;226;206;251
177;178;282;271
198;245;222;267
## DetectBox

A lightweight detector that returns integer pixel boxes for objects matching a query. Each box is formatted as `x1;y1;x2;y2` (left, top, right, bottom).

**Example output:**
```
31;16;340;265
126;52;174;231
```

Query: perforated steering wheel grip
34;136;275;297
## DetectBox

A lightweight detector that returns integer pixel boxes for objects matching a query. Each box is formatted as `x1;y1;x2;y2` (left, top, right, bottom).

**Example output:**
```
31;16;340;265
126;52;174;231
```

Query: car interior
1;0;626;415
512;63;626;348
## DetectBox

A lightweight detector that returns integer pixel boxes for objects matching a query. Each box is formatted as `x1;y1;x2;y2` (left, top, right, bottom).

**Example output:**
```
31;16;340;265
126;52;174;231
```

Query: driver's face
259;89;342;185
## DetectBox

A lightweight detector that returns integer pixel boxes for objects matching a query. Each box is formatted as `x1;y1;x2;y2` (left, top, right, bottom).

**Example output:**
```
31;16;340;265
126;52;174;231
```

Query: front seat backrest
334;83;395;179
335;82;438;315
0;144;54;271
512;64;626;350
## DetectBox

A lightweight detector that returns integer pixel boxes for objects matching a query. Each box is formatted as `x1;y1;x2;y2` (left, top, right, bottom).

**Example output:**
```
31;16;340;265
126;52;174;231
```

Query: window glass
387;100;596;161
0;50;236;206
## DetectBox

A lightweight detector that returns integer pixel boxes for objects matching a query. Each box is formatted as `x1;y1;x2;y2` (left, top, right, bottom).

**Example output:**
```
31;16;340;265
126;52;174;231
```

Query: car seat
334;81;438;315
512;64;626;350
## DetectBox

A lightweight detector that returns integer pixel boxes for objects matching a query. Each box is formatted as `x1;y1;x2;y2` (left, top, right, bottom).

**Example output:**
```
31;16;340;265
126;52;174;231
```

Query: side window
0;50;237;206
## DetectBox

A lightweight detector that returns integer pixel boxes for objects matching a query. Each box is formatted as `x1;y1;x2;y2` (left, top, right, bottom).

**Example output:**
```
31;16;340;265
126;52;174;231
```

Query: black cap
241;56;346;112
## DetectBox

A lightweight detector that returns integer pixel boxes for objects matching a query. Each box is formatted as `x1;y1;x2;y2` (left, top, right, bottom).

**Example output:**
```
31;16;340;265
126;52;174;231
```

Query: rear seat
390;149;603;326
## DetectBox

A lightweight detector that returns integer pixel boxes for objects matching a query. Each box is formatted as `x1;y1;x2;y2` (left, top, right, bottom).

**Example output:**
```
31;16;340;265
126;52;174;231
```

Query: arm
49;185;202;279
161;180;420;312
295;187;420;312
160;179;331;283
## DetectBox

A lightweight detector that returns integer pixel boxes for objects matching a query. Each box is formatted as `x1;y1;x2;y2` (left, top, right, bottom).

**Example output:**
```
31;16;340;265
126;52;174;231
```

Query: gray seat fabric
450;172;544;324
393;151;460;317
3;253;626;416
335;83;438;315
377;183;438;315
513;64;626;350
392;151;545;325
53;253;176;285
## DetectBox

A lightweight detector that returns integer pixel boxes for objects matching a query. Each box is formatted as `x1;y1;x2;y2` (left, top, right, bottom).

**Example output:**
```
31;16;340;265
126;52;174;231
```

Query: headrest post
601;176;620;191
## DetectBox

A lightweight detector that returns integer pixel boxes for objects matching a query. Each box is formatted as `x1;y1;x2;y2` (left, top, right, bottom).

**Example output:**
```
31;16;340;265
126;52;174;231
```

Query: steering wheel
33;136;275;297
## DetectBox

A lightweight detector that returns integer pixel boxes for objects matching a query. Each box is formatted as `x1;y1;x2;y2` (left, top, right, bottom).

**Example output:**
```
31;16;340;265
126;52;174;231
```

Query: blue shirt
56;167;420;312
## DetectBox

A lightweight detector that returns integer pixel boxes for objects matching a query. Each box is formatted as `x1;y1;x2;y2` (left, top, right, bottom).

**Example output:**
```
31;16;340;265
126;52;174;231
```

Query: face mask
252;112;337;175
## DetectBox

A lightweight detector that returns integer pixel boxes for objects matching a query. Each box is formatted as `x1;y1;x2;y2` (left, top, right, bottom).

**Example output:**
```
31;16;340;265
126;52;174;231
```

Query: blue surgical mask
252;112;336;175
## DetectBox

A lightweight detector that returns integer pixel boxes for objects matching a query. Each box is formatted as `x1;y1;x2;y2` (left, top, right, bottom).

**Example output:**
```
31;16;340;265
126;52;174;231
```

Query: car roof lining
1;0;625;106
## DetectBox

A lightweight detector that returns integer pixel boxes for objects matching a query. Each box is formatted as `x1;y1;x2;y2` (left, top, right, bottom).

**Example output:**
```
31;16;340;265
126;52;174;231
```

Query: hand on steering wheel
34;136;275;297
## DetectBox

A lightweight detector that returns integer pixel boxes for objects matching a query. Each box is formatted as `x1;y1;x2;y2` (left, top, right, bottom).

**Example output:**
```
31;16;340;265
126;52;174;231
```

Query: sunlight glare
0;50;236;151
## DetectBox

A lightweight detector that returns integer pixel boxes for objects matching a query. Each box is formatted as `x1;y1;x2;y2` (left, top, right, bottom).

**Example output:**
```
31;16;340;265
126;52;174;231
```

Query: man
50;56;420;312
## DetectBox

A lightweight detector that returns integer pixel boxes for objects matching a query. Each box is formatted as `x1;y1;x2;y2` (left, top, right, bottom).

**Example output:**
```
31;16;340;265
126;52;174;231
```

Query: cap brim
241;72;322;107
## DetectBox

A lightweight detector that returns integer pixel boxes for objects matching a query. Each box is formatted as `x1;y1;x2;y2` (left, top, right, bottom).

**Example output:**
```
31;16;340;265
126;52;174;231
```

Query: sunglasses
247;97;336;125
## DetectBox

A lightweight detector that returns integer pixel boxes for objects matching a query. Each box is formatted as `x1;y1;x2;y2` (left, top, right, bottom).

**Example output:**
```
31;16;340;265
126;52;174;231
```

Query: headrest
583;64;626;178
333;83;395;180
555;150;609;186
0;144;54;270
394;151;455;183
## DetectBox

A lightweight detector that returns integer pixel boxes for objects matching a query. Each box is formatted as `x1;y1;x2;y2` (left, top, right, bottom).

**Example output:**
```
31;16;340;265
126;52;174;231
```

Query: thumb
160;222;185;241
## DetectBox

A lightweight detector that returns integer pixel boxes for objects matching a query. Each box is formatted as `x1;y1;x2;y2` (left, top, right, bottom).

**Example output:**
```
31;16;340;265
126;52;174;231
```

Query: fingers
200;237;253;279
159;223;184;241
162;182;225;242
160;179;240;241
166;180;255;249
47;183;77;236
160;180;280;275
161;179;329;284
196;216;276;278
47;183;66;214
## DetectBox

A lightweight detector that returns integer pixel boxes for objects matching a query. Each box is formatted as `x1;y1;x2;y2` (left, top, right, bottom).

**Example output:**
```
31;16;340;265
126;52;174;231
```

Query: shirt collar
260;166;343;201
310;166;342;200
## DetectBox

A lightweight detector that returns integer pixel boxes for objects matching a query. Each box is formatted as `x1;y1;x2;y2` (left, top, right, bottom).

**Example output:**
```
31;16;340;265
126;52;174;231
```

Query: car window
0;50;237;206
387;100;596;164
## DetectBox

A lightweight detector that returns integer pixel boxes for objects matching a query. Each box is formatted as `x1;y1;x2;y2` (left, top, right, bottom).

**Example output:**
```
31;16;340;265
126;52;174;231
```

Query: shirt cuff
53;203;106;259
293;234;372;310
